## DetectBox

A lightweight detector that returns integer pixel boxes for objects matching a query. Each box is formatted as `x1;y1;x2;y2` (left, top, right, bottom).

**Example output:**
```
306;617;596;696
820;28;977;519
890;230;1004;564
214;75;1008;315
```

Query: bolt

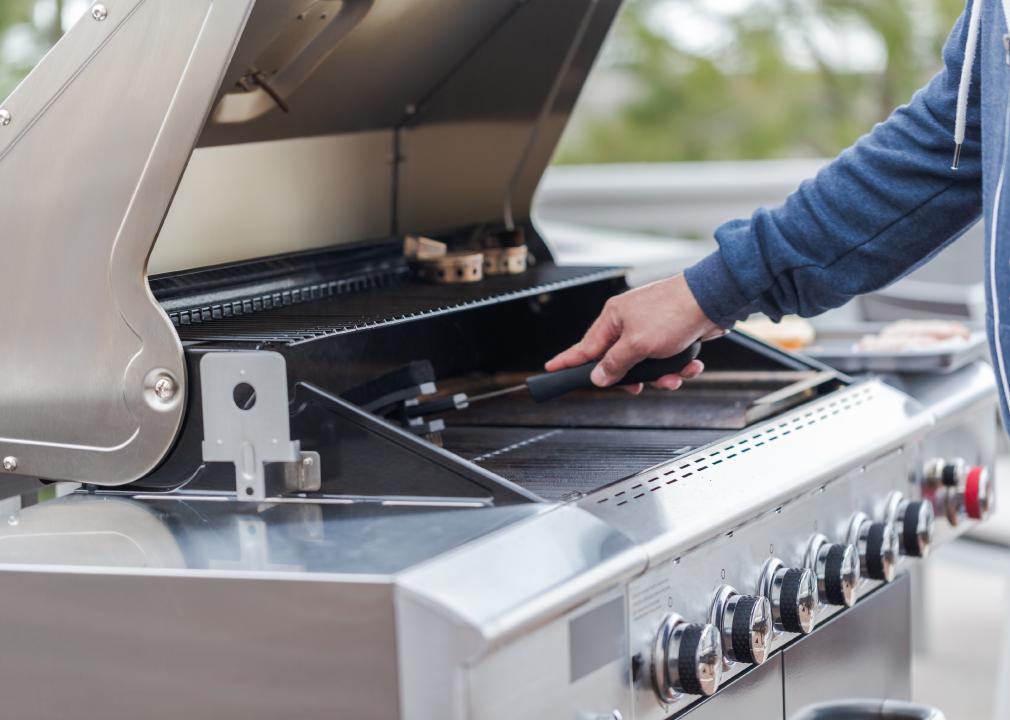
0;109;10;126
153;375;177;402
91;4;108;21
302;455;314;467
2;456;18;472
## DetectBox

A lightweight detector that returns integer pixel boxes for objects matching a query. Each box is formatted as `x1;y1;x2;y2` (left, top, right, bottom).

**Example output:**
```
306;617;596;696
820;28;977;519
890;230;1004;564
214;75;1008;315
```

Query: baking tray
802;324;988;374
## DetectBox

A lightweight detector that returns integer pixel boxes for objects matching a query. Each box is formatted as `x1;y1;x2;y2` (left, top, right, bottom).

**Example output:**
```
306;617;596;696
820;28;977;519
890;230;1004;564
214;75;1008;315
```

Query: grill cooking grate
442;426;728;500
174;265;621;344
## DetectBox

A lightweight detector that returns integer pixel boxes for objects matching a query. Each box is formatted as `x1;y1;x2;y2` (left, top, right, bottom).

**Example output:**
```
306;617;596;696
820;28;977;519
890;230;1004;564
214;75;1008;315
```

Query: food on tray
853;319;971;352
737;315;816;350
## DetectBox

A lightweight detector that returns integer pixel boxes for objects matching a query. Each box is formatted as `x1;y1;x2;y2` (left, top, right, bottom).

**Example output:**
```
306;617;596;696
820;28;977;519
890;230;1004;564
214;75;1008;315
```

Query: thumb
591;338;643;387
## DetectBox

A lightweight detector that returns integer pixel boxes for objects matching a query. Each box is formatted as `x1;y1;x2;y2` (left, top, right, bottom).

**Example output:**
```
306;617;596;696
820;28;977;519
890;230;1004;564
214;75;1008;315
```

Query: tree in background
0;0;64;101
557;0;965;163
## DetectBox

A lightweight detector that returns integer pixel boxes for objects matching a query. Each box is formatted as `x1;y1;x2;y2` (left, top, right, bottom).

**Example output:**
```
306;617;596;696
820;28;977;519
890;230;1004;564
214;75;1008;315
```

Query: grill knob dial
924;457;966;489
759;558;818;634
710;585;774;665
964;465;994;521
652;614;723;702
923;459;993;525
885;494;935;558
805;534;860;608
848;513;899;582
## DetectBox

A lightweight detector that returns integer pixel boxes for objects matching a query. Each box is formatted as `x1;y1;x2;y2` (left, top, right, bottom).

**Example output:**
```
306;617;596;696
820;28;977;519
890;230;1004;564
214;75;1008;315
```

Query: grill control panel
628;444;991;720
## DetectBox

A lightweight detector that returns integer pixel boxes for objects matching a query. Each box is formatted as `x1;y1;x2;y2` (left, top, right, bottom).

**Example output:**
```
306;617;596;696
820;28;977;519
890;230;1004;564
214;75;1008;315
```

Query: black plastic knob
731;593;759;662
820;541;860;609
823;544;851;606
901;501;934;558
775;568;817;634
941;462;960;487
675;623;722;697
865;523;886;578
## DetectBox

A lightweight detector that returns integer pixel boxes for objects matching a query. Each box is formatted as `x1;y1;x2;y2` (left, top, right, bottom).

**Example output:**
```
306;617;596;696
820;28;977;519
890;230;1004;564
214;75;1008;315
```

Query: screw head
2;456;18;472
0;109;10;127
153;375;177;402
302;456;314;467
91;4;108;21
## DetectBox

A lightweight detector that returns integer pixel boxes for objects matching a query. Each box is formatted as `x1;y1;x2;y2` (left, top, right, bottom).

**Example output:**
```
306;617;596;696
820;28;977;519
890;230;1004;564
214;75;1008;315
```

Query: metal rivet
153;375;177;402
0;109;10;126
2;456;18;472
302;456;314;467
91;4;108;21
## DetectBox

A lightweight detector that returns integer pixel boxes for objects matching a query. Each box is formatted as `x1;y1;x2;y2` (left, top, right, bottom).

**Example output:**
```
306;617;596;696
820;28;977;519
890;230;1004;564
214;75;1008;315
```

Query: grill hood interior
151;0;621;274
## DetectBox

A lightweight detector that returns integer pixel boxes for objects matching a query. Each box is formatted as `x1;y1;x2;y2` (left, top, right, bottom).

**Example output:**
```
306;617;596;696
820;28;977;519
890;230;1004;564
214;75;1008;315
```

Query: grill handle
527;342;702;403
790;700;945;720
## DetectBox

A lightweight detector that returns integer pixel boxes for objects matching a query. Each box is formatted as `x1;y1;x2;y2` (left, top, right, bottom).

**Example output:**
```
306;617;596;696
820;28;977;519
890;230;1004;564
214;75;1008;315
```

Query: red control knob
964;465;993;521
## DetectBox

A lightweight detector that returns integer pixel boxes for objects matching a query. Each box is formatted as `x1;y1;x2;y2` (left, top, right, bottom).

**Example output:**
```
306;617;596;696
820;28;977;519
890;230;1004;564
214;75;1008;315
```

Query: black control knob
849;513;899;582
806;535;860;608
711;586;774;665
652;614;723;702
924;457;966;489
896;500;935;558
759;559;818;634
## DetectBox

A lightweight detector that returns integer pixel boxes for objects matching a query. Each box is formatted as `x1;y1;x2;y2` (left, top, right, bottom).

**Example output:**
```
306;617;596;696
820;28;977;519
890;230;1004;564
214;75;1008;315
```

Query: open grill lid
152;0;621;274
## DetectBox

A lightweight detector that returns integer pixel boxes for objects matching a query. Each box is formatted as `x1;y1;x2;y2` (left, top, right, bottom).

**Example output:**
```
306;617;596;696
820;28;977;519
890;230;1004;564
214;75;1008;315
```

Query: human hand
545;274;722;393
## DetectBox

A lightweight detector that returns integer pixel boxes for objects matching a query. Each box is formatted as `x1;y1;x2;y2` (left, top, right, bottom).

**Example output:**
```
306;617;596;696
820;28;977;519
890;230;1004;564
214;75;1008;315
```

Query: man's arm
549;3;982;388
686;2;982;326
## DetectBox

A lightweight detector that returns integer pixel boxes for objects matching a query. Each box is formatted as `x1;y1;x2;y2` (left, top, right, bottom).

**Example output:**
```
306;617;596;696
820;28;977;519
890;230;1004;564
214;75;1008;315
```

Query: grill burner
443;426;726;500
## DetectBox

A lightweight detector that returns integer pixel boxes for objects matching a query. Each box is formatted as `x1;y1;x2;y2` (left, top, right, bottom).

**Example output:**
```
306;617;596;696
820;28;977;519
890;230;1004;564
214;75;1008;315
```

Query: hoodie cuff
684;251;754;328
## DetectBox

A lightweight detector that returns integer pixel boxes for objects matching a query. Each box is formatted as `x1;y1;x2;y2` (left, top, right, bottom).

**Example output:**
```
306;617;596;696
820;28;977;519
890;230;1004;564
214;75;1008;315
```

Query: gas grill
0;1;998;719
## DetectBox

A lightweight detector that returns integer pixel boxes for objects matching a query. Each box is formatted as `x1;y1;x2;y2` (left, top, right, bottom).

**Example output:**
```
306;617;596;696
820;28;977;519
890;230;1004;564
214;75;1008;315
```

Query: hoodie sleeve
684;4;983;326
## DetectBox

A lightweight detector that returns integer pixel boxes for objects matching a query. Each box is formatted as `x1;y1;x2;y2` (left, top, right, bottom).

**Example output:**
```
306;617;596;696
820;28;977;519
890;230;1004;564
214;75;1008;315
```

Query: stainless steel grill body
0;363;992;719
0;2;997;719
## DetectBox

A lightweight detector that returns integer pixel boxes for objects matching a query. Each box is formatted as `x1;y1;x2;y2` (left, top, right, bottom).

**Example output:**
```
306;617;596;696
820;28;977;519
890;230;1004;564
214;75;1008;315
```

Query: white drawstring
953;0;984;170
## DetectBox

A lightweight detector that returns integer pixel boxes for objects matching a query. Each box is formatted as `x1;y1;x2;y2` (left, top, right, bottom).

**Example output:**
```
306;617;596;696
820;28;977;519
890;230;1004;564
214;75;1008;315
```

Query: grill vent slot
595;385;876;507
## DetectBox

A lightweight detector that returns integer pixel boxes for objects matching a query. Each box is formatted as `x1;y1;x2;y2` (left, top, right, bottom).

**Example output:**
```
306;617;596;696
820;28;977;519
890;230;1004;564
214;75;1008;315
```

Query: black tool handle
404;393;468;419
526;341;702;404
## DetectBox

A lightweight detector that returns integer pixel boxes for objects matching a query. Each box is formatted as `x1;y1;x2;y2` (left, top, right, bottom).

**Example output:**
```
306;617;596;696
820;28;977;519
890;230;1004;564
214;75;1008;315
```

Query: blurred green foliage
0;0;63;100
557;0;966;163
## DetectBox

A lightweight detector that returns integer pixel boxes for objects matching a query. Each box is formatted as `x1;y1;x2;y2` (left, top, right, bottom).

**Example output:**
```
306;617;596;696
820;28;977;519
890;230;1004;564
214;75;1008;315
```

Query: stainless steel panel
583;381;934;563
784;577;913;716
0;0;254;484
152;132;393;274
682;655;784;720
179;0;621;260
0;570;399;720
628;446;921;720
465;589;633;720
0;494;543;576
396;505;647;720
398;0;621;235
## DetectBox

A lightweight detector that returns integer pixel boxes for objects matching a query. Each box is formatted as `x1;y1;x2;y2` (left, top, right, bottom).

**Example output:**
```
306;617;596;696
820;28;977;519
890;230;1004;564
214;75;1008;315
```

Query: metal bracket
200;352;314;501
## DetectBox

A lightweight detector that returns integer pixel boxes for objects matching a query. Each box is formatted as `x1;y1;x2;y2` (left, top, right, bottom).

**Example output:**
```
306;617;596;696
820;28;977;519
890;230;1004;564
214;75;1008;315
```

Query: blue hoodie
685;0;1010;426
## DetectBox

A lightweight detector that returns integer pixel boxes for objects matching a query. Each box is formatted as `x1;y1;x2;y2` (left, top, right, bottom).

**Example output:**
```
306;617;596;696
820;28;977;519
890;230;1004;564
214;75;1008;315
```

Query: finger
545;312;620;372
591;338;643;387
678;359;705;380
702;327;729;341
620;383;644;395
651;374;684;391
